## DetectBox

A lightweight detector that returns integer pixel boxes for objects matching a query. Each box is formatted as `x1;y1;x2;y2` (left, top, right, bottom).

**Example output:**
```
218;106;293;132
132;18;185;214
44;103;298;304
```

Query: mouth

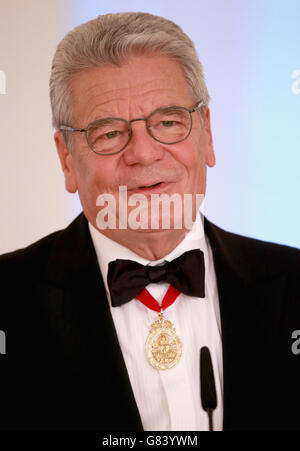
138;182;162;189
128;181;171;194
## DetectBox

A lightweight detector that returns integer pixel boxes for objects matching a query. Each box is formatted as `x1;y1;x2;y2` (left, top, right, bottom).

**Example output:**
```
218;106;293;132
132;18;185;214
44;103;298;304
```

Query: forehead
71;55;194;123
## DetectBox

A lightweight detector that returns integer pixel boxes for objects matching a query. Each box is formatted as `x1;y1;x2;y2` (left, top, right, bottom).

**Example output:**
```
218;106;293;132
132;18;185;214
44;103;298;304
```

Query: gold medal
146;309;182;370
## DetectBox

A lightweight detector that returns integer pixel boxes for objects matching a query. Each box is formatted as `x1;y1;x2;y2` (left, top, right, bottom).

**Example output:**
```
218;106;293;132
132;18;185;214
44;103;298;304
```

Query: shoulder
0;213;88;277
0;230;62;276
204;218;300;280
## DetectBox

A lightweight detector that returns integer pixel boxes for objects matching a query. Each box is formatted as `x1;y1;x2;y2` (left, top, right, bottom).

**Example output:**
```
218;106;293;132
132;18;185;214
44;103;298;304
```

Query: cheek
178;140;207;193
74;154;118;196
191;132;209;169
180;139;205;176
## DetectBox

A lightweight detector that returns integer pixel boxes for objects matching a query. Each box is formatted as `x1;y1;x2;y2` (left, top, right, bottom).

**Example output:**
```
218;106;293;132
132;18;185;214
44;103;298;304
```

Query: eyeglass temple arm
59;125;86;132
192;100;206;112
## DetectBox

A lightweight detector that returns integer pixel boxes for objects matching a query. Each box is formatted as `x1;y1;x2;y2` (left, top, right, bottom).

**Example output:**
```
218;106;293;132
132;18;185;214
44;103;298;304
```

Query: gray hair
50;12;210;148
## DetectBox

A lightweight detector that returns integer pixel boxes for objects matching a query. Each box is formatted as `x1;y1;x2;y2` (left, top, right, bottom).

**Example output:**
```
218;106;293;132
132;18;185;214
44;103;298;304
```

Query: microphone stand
200;346;217;431
207;408;214;432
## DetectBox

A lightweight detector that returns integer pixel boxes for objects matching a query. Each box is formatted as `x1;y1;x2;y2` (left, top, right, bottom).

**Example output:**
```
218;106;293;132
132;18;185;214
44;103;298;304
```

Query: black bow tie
107;249;205;307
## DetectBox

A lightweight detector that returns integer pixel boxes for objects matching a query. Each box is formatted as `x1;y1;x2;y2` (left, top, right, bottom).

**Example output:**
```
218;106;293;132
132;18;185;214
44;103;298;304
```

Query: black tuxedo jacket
0;213;300;430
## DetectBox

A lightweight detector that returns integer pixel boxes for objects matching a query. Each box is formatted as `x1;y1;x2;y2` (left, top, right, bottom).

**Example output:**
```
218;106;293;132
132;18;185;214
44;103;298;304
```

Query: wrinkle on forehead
71;55;193;126
81;90;180;126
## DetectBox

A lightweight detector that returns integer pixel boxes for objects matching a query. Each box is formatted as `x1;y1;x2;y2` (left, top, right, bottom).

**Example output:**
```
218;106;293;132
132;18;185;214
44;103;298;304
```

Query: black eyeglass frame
60;100;206;156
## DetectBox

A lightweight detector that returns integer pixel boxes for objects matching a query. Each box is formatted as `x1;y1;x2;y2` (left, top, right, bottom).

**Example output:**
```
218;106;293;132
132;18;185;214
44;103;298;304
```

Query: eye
150;108;189;129
161;120;177;127
105;130;120;139
91;128;123;144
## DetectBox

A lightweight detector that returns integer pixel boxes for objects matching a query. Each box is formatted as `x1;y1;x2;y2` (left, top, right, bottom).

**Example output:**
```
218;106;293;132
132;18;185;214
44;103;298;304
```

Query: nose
122;120;165;166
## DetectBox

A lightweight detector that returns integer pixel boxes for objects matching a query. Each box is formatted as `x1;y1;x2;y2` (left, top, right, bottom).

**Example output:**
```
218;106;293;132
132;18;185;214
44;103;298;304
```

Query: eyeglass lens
86;107;192;155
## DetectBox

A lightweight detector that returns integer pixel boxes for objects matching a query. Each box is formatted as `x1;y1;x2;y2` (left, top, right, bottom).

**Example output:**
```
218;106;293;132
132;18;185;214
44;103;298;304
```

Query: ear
54;131;78;193
203;107;216;168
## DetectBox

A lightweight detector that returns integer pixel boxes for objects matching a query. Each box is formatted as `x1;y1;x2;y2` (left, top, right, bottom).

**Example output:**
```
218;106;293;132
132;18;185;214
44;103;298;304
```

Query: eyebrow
159;106;188;114
89;117;124;126
87;104;190;125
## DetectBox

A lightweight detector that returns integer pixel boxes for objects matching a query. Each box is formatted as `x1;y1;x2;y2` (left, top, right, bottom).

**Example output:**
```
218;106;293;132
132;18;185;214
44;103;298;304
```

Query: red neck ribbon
135;285;180;313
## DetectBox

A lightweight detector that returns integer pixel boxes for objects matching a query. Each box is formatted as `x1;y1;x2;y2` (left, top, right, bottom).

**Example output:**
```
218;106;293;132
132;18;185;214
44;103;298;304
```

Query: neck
96;227;188;261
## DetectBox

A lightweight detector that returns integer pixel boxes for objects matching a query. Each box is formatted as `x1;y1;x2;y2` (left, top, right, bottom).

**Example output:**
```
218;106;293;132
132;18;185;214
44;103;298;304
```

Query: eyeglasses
60;101;205;156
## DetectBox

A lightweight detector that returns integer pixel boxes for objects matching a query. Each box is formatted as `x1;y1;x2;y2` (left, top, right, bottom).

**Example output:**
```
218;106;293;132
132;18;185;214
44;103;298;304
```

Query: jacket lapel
204;219;290;430
38;213;143;430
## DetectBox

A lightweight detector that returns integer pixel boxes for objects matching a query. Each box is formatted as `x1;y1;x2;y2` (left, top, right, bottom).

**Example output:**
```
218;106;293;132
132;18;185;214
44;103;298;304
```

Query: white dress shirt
89;213;223;431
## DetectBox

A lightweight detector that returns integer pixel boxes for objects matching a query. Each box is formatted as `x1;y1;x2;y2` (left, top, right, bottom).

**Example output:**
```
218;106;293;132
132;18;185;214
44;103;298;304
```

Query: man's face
55;54;215;235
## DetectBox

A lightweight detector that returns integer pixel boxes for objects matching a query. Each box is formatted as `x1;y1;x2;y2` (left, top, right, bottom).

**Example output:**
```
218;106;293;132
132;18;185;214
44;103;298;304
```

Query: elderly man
0;12;299;431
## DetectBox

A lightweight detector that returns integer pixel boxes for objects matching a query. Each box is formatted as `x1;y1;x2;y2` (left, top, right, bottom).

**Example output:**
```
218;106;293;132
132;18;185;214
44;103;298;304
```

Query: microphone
200;346;217;431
